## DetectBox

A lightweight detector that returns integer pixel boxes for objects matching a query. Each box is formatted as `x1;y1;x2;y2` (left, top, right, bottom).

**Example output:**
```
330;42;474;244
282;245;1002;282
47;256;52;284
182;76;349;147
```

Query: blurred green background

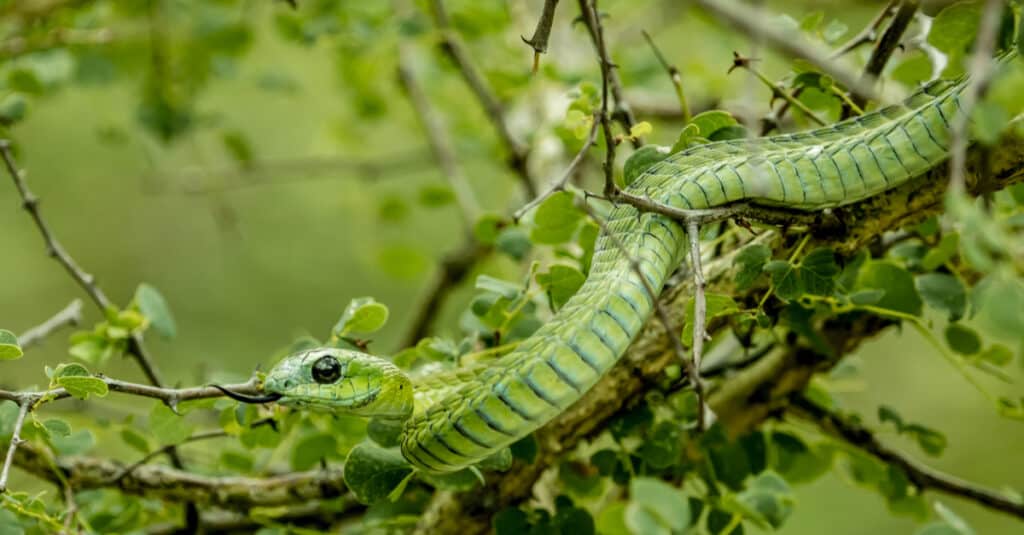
1;0;1021;532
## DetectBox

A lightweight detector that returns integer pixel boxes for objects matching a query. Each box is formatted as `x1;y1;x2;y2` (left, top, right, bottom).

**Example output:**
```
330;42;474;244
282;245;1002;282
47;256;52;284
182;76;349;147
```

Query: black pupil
311;356;342;384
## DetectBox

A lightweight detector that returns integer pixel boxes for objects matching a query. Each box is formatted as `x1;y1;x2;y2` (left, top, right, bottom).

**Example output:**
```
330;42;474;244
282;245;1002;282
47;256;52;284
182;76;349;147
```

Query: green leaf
120;428;151;455
221;129;253;165
630;478;690;531
944;324;981;355
683;293;739;343
56;376;109;400
596;502;629;535
531;191;583;245
149;402;193;445
68;333;114;366
510;434;538;464
670;122;702;153
473;213;505;245
734;244;771;290
333;297;389;336
625;501;669;535
220;450;254;472
496;227;532;260
0;93;27;126
733;471;794;529
629;121;653;139
52;362;89;378
343;441;413;504
855;261;923;316
0;330;22;361
972;273;1024;342
418;183;456;207
623;145;671;186
42;419;71;439
921;233;960;271
800;248;840;296
494;507;531;535
764;260;801;300
134;283;177;339
928;1;982;56
689;110;738;138
537;265;586;310
476;275;522;300
367;417;404;448
916;273;967;321
978;344;1013;367
291;432;339;471
708;125;748;141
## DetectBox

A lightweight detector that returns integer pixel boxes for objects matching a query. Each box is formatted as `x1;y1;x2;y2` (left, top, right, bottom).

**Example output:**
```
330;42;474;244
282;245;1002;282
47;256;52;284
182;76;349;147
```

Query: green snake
220;52;1017;474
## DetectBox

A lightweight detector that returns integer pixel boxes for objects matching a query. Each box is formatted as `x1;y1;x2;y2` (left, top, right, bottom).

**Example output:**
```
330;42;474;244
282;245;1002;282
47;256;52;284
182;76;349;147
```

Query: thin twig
397;44;481;227
0;401;30;493
576;0;641;148
513;113;600;222
521;0;560;72
849;0;920;114
0;141;166;388
685;221;709;430
426;0;537;198
17;299;83;349
791;395;1024;521
831;0;898;58
731;53;828;127
949;0;1003;191
693;0;881;104
0;376;261;410
642;30;691;123
110;419;275;483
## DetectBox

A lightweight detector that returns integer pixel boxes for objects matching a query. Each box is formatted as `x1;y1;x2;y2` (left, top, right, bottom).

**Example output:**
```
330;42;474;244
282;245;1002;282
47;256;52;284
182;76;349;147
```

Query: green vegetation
2;0;1024;534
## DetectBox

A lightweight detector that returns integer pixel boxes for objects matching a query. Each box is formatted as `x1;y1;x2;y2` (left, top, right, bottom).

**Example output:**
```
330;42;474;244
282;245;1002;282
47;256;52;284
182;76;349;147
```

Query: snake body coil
262;55;1014;473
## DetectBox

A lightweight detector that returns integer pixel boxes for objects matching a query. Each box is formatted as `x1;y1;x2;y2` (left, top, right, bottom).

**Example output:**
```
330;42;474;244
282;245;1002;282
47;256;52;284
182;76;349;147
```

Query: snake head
263;347;414;420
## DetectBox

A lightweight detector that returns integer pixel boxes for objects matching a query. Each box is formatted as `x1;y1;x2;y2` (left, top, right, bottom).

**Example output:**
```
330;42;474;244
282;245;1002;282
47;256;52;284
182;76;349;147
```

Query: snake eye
311;355;342;384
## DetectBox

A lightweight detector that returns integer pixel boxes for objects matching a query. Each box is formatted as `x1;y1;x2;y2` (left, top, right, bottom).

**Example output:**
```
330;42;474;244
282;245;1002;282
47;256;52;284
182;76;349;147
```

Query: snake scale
227;51;1017;474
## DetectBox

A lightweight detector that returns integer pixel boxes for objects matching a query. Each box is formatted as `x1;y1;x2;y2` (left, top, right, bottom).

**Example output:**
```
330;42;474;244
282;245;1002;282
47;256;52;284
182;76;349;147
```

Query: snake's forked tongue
210;384;282;404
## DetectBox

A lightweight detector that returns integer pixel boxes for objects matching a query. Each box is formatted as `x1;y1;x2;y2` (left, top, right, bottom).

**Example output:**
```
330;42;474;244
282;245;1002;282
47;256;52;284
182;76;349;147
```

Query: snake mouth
210;384;283;404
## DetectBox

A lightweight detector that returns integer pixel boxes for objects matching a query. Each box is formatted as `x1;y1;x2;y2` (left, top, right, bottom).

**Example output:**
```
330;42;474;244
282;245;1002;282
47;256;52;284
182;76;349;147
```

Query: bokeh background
1;1;1022;532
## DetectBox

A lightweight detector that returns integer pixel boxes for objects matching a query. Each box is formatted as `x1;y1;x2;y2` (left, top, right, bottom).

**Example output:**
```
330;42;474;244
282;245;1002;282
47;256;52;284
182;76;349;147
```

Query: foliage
1;0;1024;534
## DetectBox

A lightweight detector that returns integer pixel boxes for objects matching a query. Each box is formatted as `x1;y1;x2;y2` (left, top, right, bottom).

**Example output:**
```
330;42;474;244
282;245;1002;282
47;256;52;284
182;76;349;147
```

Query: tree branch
397;43;481;226
426;0;537;198
0;140;166;389
17;299;83;350
692;0;881;104
521;0;560;72
790;395;1024;520
576;0;641;147
12;441;349;509
850;0;920;113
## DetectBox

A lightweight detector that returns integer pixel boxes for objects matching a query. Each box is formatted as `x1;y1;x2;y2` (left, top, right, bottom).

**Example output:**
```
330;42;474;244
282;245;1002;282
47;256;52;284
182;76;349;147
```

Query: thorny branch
426;0;537;198
831;0;899;58
17;299;83;350
642;30;691;123
850;0;920;114
521;0;560;72
693;0;881;105
0;402;30;493
513;112;600;222
0;141;166;389
791;395;1024;520
576;0;641;147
